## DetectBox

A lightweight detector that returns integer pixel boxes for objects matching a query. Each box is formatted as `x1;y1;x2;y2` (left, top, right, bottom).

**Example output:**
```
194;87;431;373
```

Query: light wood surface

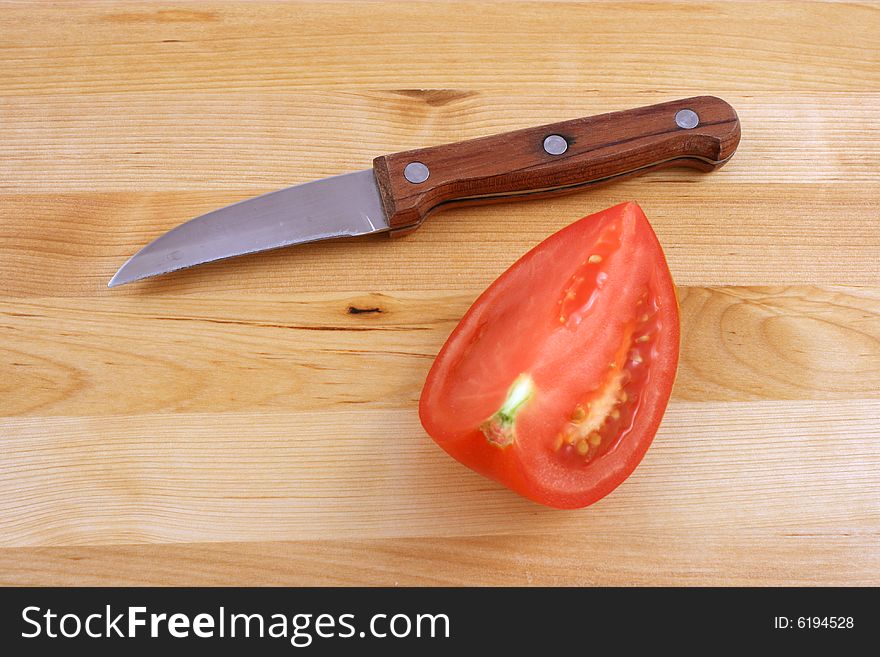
1;0;878;585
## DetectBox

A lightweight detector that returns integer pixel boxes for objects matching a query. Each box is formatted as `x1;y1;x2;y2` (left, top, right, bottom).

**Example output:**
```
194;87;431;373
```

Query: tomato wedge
419;202;679;509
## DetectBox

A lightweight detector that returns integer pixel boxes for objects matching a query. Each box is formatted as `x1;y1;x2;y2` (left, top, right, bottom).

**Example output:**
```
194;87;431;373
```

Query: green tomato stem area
480;374;535;448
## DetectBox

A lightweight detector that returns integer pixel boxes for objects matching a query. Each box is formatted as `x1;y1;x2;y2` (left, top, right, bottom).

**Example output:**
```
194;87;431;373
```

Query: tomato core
480;374;535;447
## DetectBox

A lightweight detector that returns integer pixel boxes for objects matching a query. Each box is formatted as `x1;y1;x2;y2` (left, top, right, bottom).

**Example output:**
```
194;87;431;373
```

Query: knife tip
107;270;129;288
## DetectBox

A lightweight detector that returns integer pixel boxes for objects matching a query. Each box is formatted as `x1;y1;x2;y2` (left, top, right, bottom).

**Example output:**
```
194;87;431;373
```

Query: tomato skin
419;202;680;509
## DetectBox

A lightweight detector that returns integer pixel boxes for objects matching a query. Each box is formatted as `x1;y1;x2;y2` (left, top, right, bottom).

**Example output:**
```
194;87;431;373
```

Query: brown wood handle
372;96;740;233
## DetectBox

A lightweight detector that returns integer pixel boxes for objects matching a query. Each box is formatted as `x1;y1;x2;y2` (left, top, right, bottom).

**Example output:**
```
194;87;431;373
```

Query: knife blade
109;96;740;287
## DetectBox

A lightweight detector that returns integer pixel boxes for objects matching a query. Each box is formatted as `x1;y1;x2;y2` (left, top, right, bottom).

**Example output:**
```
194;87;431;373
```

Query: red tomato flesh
419;202;679;509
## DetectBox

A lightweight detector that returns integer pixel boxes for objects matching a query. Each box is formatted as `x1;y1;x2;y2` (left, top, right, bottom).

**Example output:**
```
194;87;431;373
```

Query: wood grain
1;286;877;418
675;286;880;402
2;92;878;193
2;400;878;549
1;2;878;96
3;530;878;587
2;184;879;298
1;0;879;586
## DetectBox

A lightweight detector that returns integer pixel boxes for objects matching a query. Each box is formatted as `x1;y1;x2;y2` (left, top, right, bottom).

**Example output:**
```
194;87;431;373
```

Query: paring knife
108;96;740;287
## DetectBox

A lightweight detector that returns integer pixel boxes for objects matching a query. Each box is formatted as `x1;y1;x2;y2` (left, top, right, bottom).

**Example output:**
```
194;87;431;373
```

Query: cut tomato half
419;202;680;509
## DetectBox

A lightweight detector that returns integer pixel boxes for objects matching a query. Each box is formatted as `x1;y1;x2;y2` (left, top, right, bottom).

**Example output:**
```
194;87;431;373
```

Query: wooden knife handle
372;96;740;233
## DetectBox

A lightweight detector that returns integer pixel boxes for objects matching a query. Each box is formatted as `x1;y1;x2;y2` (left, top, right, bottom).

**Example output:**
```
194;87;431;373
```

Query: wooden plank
2;400;878;548
3;530;877;586
1;2;878;96
675;285;880;402
2;184;879;298
3;91;878;192
1;286;878;418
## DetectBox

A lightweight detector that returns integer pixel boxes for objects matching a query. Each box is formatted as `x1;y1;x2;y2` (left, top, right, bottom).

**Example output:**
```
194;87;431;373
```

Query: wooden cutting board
1;1;878;586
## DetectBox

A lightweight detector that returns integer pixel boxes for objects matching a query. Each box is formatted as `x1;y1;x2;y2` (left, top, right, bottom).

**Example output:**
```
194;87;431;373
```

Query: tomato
419;202;679;509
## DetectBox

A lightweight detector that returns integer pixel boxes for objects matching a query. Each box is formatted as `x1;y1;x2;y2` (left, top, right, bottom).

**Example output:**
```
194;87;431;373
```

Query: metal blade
108;169;388;287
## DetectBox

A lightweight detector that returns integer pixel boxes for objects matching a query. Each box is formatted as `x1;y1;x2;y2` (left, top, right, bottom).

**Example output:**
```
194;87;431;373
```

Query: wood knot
347;306;384;315
390;89;478;107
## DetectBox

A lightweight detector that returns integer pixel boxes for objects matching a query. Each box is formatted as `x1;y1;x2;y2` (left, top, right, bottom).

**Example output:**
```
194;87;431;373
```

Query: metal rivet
403;162;430;184
543;134;568;156
675;109;699;129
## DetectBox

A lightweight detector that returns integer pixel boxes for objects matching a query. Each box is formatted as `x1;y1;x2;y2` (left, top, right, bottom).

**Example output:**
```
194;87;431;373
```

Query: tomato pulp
419;202;680;509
